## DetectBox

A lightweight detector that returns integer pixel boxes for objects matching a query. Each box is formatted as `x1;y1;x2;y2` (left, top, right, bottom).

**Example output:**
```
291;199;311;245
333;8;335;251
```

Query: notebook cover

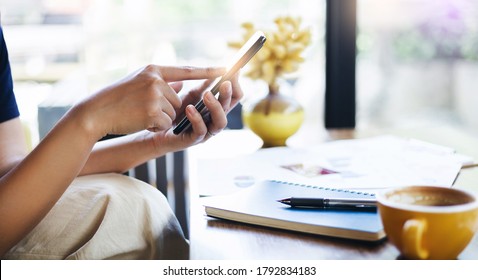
202;180;385;241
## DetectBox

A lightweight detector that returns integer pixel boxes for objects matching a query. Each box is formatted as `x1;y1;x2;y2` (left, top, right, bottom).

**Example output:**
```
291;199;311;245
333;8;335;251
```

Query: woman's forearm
0;106;100;256
79;131;163;175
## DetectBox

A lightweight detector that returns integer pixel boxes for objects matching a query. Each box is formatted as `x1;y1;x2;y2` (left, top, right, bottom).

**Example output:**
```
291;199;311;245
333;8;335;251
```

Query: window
357;0;478;133
1;0;325;144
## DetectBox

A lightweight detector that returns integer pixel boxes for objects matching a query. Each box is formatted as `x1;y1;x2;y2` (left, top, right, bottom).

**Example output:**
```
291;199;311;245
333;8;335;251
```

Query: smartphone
173;31;266;135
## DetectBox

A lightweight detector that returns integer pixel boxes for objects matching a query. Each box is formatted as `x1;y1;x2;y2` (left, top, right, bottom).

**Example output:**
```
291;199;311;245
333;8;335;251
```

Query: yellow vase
242;93;304;147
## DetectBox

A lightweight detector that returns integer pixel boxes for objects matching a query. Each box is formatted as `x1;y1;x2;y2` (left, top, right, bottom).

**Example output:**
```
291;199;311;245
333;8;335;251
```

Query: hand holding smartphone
173;31;266;135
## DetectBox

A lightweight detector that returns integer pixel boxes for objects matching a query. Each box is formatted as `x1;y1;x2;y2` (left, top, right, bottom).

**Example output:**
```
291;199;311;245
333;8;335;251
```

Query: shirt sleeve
0;26;20;123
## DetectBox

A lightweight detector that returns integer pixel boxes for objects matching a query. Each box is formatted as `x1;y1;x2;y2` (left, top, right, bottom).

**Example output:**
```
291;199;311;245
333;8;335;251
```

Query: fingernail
205;91;214;102
186;105;196;115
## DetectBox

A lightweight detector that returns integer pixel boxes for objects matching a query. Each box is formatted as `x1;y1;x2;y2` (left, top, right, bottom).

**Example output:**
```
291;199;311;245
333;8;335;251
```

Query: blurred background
1;0;477;147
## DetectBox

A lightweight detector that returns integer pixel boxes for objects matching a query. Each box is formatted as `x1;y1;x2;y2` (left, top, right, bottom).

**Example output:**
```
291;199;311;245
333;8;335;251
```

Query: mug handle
402;219;429;259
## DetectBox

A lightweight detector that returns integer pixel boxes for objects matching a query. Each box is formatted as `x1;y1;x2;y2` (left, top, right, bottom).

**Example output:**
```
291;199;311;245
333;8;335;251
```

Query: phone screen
173;31;266;135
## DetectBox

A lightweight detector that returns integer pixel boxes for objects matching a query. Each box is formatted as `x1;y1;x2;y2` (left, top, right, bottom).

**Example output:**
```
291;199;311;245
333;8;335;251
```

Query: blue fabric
0;26;20;123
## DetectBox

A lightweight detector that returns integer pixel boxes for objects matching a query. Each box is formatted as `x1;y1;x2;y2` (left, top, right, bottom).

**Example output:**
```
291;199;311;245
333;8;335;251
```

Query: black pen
277;197;377;210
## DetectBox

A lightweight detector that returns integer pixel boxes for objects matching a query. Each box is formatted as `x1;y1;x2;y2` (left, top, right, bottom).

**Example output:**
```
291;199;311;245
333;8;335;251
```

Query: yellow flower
229;16;311;92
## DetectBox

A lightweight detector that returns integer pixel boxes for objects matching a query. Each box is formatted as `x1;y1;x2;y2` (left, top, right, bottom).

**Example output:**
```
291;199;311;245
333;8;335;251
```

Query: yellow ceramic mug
377;186;478;259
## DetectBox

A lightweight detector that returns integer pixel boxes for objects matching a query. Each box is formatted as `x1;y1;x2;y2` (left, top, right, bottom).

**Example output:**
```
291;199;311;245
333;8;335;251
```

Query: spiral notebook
202;180;385;241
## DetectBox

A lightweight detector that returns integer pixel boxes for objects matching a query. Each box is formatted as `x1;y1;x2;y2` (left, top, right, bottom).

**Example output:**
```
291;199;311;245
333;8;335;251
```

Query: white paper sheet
192;134;466;196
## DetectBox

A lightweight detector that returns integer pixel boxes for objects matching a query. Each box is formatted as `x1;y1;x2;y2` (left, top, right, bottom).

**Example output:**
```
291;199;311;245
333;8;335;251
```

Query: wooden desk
188;127;478;259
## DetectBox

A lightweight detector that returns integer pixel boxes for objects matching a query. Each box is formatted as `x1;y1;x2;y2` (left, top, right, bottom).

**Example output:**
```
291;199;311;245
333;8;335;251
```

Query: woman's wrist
144;131;169;159
66;101;108;143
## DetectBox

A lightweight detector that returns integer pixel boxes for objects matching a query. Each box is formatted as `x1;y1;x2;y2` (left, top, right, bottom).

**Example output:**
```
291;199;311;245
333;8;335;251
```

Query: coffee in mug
377;186;478;259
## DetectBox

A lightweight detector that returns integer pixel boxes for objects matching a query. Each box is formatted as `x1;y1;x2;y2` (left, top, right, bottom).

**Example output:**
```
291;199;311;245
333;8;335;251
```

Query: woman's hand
74;65;225;141
149;72;244;154
78;65;244;175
